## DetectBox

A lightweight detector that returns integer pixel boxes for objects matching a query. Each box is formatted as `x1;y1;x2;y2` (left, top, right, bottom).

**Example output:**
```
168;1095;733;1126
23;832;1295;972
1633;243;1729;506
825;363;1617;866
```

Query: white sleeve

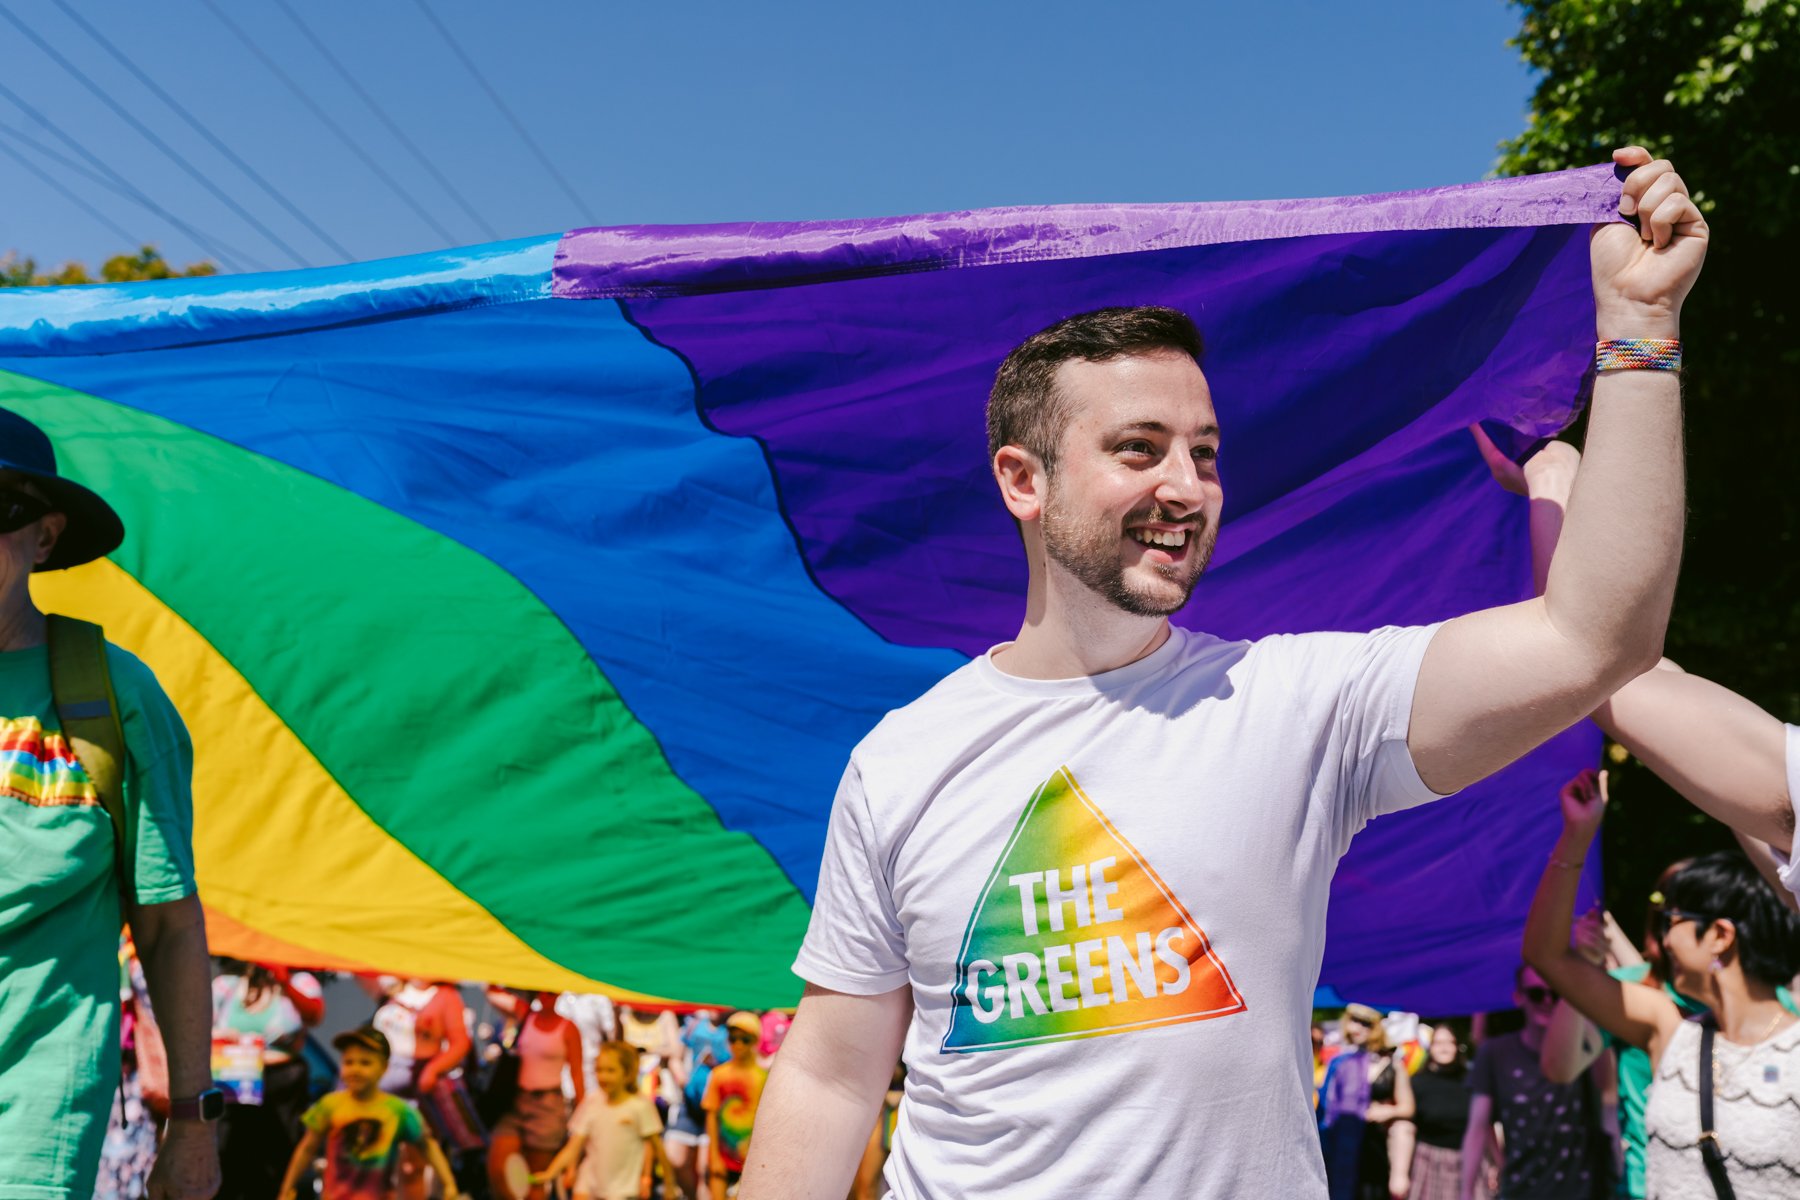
1334;623;1450;824
1774;725;1800;903
792;758;911;995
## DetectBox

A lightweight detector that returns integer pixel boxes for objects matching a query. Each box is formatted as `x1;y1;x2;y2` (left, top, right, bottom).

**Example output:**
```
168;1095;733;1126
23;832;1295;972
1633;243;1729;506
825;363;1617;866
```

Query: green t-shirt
1605;962;1798;1199
0;641;194;1200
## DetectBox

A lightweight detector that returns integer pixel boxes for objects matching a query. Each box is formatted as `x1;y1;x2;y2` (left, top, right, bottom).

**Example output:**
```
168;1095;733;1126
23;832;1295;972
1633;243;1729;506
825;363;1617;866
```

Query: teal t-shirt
0;641;195;1200
1605;962;1799;1199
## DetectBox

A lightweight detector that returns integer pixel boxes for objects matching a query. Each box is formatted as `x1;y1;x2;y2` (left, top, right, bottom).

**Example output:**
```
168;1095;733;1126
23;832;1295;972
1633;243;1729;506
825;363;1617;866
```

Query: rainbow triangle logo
941;766;1245;1053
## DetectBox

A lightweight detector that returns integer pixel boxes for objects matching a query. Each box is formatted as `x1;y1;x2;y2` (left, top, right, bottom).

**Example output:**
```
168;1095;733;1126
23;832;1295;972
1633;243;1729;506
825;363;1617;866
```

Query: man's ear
33;512;66;566
994;446;1047;523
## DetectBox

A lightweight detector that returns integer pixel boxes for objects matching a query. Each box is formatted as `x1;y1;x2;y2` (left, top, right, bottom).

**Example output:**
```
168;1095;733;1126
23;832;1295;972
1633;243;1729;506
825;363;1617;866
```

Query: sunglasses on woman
727;1032;758;1045
1520;985;1557;1005
1654;907;1713;938
0;488;51;534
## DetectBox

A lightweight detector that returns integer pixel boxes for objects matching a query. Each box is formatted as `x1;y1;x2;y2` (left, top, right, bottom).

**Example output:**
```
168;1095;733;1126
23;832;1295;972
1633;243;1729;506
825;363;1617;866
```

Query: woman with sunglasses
1320;1004;1415;1200
1525;768;1800;1199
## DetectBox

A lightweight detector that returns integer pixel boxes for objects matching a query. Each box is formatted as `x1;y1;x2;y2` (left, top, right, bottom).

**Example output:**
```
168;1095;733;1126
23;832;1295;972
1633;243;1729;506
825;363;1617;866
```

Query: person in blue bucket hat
0;406;221;1200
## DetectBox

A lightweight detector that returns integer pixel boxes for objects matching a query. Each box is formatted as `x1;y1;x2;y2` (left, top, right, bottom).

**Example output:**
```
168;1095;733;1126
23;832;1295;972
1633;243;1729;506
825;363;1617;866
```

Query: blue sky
2;0;1541;274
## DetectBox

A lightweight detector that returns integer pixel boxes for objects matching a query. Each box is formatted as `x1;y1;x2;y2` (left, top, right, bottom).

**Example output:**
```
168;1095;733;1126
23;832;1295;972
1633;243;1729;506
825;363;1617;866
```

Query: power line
272;0;500;242
0;76;260;271
1;119;146;196
49;0;356;263
0;1;313;268
0;117;268;270
0;121;264;270
408;0;591;220
198;0;461;247
0;134;144;251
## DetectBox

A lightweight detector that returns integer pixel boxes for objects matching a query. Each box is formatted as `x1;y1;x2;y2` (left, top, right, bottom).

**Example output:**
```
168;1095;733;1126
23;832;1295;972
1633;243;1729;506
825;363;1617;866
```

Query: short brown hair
986;306;1205;475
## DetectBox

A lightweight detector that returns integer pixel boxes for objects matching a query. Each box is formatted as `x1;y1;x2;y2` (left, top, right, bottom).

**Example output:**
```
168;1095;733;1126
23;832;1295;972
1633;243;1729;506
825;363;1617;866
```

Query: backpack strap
1698;1016;1737;1200
46;614;131;920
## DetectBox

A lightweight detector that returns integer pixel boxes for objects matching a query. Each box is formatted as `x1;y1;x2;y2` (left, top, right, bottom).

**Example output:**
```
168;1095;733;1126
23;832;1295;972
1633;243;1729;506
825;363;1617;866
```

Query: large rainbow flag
0;166;1617;1013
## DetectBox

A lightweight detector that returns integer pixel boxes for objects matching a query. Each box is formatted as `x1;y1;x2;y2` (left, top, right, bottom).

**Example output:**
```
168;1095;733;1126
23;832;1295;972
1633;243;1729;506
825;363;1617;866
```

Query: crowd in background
97;964;842;1200
1314;786;1800;1200
88;780;1799;1200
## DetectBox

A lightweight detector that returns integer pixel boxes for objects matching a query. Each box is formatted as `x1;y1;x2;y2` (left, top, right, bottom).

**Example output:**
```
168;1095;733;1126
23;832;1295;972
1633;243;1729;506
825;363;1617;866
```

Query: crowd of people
1314;801;1800;1200
100;965;820;1200
90;813;1800;1200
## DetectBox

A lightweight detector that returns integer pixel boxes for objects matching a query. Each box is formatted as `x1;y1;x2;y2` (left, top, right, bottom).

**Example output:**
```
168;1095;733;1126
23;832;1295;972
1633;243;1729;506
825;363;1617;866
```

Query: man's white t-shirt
795;623;1446;1199
1776;724;1799;902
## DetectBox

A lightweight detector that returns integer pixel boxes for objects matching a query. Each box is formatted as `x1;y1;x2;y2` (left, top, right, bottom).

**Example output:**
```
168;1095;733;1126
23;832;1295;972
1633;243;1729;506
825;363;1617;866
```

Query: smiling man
740;148;1707;1200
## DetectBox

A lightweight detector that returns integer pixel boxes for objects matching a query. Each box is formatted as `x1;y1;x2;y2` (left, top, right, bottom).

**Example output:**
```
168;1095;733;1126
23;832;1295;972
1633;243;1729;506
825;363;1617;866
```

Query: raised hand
1470;426;1581;501
1591;147;1708;337
1559;767;1609;837
1572;907;1609;966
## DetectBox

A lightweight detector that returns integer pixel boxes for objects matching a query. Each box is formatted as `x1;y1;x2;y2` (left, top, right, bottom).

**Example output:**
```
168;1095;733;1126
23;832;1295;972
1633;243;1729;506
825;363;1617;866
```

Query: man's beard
1040;493;1215;617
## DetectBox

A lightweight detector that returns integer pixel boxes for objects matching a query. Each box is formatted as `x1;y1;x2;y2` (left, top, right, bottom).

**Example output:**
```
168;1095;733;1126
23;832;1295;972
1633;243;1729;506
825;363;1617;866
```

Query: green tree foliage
1499;0;1798;912
0;245;217;287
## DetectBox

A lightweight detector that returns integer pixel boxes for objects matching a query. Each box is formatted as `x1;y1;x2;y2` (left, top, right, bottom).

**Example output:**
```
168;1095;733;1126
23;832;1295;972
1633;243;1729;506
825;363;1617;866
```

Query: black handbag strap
1698;1017;1737;1200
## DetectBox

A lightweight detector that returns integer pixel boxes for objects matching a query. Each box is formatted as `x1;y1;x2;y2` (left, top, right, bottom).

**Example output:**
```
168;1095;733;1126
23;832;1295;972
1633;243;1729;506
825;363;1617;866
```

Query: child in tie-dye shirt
278;1027;459;1200
703;1012;768;1200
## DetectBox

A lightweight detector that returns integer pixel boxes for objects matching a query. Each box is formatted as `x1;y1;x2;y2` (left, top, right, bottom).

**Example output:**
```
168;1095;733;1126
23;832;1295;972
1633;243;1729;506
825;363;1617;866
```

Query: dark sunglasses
1655;907;1712;938
0;488;51;535
1521;985;1557;1005
727;1031;757;1044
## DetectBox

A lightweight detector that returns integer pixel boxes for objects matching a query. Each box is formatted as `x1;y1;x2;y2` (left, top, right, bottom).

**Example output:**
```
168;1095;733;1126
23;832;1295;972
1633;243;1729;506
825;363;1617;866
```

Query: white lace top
1644;1015;1800;1199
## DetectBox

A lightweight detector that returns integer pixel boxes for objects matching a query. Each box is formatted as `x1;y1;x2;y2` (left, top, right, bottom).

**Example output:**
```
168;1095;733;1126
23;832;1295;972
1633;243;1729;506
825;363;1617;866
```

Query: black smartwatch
168;1087;226;1122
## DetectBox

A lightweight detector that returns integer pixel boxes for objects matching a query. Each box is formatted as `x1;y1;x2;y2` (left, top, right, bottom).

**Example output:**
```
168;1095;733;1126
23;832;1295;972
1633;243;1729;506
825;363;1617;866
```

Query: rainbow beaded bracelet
1594;338;1682;372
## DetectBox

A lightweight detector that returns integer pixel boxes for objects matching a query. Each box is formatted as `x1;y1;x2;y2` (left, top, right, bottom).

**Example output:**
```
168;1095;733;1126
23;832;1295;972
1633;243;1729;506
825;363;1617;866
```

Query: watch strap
168;1086;225;1122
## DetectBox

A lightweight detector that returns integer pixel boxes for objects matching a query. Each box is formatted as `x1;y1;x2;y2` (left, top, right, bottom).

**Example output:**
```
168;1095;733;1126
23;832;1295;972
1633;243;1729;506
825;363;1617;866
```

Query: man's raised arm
1408;146;1707;795
738;983;911;1200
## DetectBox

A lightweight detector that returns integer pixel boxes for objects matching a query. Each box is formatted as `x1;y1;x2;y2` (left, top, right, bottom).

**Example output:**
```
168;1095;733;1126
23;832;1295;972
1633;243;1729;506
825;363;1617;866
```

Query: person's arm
737;984;911;1200
1366;1055;1414;1123
1601;662;1791;847
562;1019;587;1105
135;893;220;1200
420;1135;460;1200
417;988;472;1093
1496;430;1795;850
1601;909;1646;970
1540;997;1606;1084
1542;909;1611;1082
1459;1094;1493;1200
1387;1117;1416;1200
531;1132;586;1185
276;1127;324;1200
1389;1054;1414;1120
1408;147;1705;795
1733;826;1800;912
639;1134;658;1200
271;967;325;1027
703;1066;725;1177
1522;769;1681;1054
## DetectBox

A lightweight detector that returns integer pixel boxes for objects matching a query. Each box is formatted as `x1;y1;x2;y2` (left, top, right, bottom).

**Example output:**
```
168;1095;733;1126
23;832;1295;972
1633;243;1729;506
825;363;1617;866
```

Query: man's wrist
1595;306;1679;342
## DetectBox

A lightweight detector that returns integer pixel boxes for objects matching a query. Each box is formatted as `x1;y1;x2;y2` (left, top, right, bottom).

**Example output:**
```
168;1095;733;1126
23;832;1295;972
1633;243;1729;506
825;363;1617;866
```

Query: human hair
1661;850;1800;988
598;1039;641;1092
986;306;1205;476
